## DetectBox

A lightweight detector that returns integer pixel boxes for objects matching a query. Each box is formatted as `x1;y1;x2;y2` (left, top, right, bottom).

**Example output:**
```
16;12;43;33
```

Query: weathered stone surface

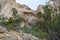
21;33;39;40
0;0;37;27
0;26;7;33
0;26;39;40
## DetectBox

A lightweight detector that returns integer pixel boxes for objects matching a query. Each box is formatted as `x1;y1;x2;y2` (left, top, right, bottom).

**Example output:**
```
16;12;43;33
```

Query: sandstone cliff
0;0;38;27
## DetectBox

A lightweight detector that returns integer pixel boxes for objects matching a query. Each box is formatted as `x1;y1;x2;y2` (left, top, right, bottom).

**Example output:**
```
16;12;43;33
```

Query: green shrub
37;12;43;17
29;5;60;40
3;17;16;30
12;8;18;18
3;15;24;30
20;27;49;39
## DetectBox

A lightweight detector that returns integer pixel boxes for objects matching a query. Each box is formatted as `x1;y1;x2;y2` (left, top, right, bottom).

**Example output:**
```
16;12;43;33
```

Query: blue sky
16;0;49;10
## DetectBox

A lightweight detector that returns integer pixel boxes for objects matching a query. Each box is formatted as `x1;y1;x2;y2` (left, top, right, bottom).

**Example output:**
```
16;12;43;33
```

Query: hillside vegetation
0;0;60;40
0;5;60;40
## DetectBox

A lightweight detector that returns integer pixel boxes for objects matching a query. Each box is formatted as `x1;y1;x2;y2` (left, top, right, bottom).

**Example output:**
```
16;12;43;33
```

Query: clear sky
16;0;49;10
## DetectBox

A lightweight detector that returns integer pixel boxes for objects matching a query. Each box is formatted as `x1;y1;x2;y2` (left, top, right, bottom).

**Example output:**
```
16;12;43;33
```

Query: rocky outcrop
50;0;60;5
47;0;60;17
0;0;35;18
0;26;39;40
0;0;38;27
48;0;60;8
36;5;44;14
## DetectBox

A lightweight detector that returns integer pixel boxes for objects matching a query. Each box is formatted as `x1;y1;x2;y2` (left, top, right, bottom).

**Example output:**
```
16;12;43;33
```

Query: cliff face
1;0;60;26
1;0;16;18
0;0;38;27
0;1;39;38
48;0;60;8
2;0;60;22
1;0;33;17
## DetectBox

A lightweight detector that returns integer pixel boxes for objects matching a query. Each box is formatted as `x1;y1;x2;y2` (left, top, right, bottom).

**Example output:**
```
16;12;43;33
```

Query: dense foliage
20;6;60;40
31;6;60;40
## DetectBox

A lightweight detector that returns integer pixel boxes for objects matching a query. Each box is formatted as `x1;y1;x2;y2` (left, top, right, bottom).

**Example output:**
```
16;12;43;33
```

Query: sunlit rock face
48;0;60;7
47;0;60;18
48;1;55;8
1;0;16;18
0;0;37;27
36;5;44;14
48;0;60;11
0;0;35;19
